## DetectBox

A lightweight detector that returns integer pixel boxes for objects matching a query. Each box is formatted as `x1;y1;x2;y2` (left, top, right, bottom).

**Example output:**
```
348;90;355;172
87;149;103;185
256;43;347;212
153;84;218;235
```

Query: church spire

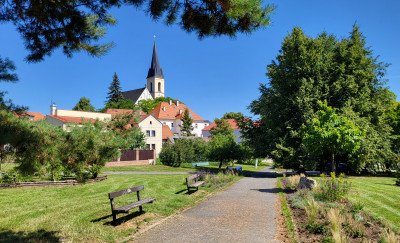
147;42;164;79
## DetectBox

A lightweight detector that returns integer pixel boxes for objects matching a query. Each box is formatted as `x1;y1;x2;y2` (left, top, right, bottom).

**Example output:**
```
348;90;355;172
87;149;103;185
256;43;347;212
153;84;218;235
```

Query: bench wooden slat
186;174;200;181
109;185;144;199
189;181;205;188
114;198;156;213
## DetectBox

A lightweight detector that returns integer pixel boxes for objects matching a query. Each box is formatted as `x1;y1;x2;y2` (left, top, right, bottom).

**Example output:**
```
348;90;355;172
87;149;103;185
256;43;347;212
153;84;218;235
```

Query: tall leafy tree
106;73;124;104
208;133;239;169
1;1;274;62
210;118;234;137
222;112;244;120
180;109;193;136
302;101;364;172
242;25;397;173
73;97;95;112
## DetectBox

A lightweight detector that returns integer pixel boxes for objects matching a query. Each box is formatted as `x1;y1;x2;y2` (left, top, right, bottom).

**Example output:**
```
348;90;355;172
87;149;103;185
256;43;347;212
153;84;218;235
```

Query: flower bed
279;173;400;242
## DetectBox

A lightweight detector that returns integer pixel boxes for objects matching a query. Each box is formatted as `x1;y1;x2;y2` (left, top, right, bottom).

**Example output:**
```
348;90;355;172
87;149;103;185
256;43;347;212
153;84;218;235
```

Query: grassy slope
348;176;400;233
0;174;239;242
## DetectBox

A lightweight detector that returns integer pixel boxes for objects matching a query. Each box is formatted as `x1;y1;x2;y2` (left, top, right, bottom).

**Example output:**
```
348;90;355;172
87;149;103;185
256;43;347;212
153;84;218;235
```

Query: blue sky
1;0;399;122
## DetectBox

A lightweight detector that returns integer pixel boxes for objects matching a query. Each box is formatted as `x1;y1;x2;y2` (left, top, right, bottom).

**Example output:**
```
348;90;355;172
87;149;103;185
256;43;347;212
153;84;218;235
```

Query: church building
122;43;165;104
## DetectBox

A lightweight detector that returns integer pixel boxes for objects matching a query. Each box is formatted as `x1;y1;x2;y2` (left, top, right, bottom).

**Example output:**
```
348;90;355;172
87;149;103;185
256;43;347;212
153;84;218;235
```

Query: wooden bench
191;161;210;167
186;174;205;193
108;185;156;225
305;171;320;177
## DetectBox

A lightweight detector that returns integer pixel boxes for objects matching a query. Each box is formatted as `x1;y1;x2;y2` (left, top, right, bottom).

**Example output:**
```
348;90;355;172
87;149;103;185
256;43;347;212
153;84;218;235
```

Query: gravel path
131;167;278;243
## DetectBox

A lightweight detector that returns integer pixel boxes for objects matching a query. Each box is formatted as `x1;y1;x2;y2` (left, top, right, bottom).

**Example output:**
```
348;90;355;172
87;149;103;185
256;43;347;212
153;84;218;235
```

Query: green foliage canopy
1;0;274;62
222;112;244;120
302;101;364;171
242;25;397;173
209;118;234;137
73;97;95;112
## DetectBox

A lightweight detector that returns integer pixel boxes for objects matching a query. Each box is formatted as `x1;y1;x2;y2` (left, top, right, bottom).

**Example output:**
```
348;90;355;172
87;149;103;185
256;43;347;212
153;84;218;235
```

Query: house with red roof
202;119;242;144
104;108;164;156
14;111;45;121
148;100;209;137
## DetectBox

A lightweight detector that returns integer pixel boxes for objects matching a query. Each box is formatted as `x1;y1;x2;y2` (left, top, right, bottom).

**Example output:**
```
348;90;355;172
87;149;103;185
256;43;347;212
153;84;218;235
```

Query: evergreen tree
180;109;194;136
0;56;26;111
106;73;124;104
73;97;95;112
1;1;274;62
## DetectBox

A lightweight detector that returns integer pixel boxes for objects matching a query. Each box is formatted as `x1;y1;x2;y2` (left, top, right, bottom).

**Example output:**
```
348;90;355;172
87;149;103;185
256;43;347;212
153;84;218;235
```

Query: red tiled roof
162;125;174;140
202;119;239;131
149;102;203;121
47;115;96;124
14;111;45;121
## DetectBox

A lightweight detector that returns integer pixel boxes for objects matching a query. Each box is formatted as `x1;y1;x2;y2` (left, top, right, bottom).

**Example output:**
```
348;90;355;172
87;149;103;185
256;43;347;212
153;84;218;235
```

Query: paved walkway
132;167;278;243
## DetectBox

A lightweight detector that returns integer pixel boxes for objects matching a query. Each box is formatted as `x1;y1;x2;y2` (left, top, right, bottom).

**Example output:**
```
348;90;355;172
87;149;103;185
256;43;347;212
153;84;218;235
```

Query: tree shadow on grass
91;211;145;226
0;229;62;243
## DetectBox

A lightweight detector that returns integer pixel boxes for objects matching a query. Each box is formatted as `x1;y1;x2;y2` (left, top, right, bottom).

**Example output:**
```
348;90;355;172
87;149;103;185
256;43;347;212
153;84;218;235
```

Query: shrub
315;172;352;201
305;222;326;234
202;172;235;188
288;193;308;209
160;138;207;167
395;171;400;186
287;174;302;188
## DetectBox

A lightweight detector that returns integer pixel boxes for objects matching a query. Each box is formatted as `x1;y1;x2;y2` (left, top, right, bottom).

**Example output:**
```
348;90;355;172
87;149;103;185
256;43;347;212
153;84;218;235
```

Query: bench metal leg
139;206;143;213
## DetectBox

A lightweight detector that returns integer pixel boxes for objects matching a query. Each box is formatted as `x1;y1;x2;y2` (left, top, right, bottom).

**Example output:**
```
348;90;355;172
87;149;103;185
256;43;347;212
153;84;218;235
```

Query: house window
146;130;156;137
171;123;174;127
150;121;152;125
146;144;156;150
158;82;161;91
195;123;198;128
163;122;166;125
146;130;151;136
151;130;156;137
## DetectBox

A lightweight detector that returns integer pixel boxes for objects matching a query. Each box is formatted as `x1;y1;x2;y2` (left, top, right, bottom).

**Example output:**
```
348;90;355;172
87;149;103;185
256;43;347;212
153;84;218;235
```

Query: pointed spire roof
147;43;164;79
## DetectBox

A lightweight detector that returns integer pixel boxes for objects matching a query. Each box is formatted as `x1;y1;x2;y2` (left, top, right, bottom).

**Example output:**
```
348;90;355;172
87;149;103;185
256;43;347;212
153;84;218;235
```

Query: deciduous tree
302;101;364;172
242;25;397;172
73;97;95;112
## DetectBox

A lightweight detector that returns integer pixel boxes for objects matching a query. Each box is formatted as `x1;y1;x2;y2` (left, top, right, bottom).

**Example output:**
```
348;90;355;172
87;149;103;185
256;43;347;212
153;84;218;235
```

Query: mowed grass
348;176;400;233
0;174;235;242
103;162;267;174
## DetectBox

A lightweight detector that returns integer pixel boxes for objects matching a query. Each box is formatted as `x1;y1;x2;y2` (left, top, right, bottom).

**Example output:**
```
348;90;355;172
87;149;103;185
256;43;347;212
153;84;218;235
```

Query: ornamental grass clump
317;172;351;201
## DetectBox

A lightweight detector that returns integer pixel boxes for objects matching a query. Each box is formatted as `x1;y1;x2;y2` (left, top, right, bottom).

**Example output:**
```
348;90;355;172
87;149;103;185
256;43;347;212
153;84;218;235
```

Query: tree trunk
331;152;335;173
218;160;222;169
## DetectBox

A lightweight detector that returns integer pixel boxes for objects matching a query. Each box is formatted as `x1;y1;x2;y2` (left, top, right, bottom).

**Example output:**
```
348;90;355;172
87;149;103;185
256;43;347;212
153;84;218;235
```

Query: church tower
147;43;165;99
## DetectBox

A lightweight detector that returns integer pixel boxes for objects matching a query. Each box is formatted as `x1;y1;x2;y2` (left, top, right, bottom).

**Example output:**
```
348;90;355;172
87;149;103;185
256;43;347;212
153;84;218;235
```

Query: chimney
169;100;172;105
176;100;179;107
50;102;57;115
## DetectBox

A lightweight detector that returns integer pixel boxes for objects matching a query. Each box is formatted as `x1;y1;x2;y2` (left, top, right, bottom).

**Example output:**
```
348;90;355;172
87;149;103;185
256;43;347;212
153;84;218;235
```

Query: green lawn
102;162;268;174
0;174;239;242
347;176;400;233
